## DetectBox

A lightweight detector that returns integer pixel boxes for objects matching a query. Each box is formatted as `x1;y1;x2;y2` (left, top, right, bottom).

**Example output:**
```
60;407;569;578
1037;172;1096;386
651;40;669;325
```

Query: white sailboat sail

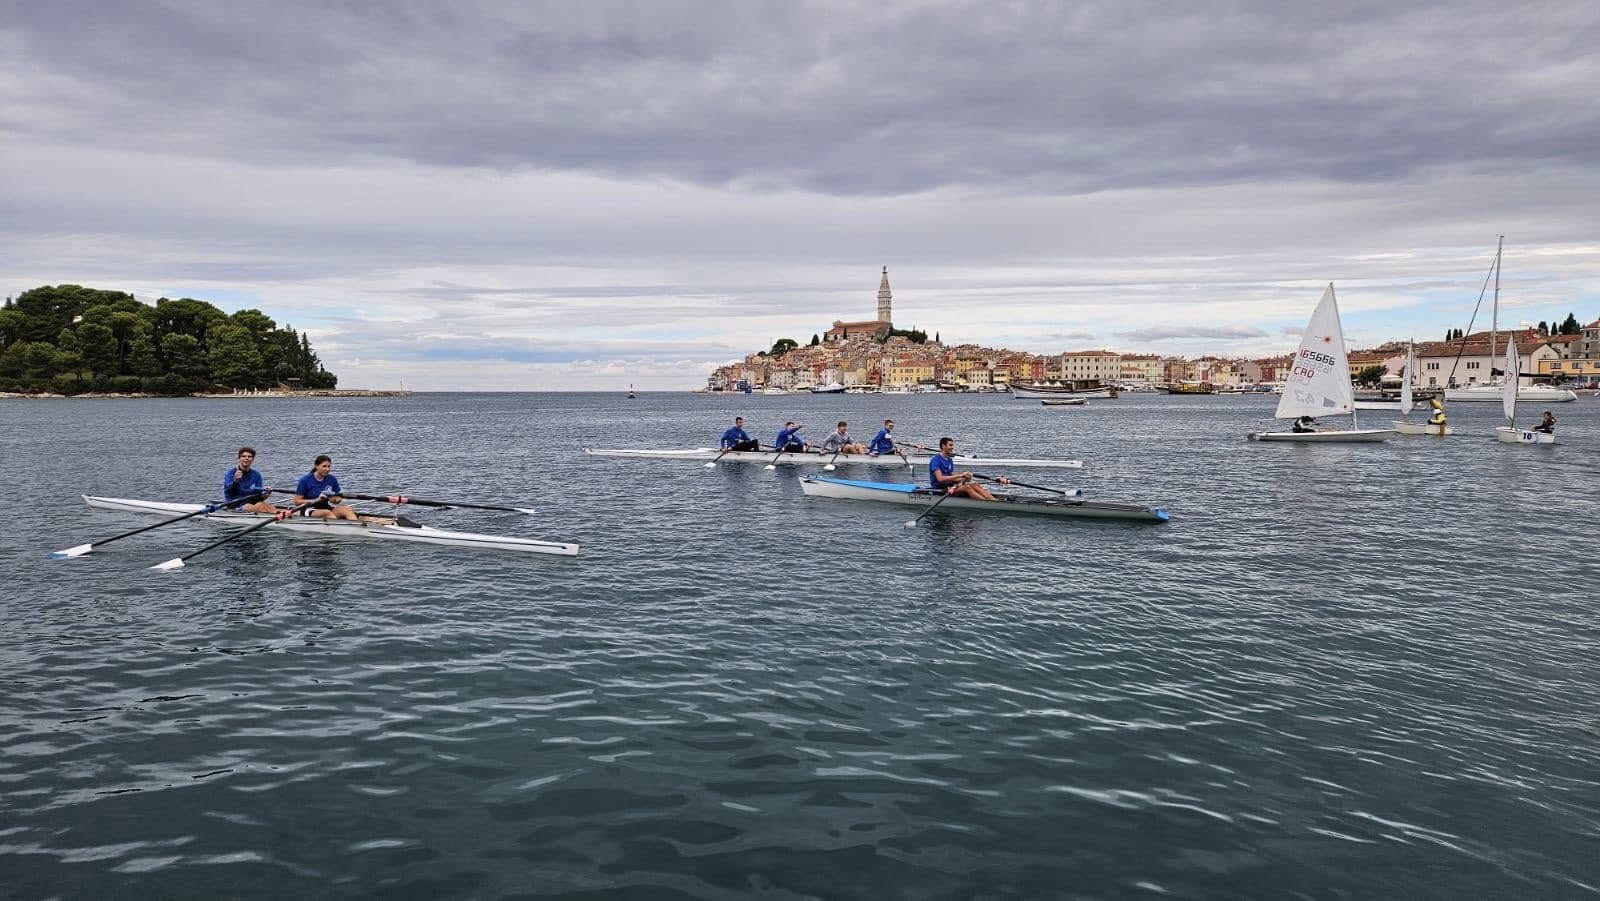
1502;336;1518;423
1400;342;1415;415
1273;284;1355;421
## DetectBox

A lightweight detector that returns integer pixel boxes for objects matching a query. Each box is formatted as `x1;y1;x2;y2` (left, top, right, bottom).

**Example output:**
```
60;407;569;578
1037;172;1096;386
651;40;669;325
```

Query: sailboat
1248;284;1396;443
1445;238;1577;404
627;384;636;399
1391;342;1452;435
1493;336;1555;444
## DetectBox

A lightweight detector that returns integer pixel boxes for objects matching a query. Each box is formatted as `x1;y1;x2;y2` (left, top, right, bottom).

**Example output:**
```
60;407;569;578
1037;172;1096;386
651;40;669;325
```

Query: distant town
705;269;1600;394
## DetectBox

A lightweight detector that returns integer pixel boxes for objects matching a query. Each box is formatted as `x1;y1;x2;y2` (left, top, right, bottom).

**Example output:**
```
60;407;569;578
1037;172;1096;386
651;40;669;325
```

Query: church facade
824;267;895;342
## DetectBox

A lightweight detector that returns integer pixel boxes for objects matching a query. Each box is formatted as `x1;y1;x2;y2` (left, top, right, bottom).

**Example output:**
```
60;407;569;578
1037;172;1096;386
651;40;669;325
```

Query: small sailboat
1391;343;1452;435
627;383;636;399
1248;284;1396;443
1494;337;1555;444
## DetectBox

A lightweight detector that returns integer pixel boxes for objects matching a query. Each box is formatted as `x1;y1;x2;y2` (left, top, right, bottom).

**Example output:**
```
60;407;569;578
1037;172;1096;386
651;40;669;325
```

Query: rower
820;421;866;455
720;416;760;452
1534;411;1556;434
867;419;898;456
929;437;1006;500
774;421;809;453
1427;398;1448;427
224;446;278;513
294;454;358;520
1291;416;1319;433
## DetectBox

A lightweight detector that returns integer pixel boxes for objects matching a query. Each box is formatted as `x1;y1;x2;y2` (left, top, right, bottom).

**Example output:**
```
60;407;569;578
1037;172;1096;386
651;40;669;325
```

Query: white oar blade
49;544;93;559
149;558;186;571
903;519;919;528
703;461;717;468
764;464;777;471
514;507;540;515
823;464;836;471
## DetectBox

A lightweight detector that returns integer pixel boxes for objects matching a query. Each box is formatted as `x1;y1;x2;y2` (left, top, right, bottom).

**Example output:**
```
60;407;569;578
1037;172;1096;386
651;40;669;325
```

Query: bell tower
876;266;892;325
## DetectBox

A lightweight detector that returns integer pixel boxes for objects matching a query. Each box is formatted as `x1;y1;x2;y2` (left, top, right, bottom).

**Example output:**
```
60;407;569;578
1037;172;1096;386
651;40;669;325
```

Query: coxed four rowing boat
798;477;1168;522
82;496;580;556
584;447;1084;469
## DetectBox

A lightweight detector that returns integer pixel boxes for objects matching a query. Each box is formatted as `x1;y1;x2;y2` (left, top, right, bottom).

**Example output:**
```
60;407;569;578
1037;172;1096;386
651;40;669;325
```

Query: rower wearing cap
720;416;760;452
929;437;1004;500
224;447;278;513
294;455;359;520
774;421;809;453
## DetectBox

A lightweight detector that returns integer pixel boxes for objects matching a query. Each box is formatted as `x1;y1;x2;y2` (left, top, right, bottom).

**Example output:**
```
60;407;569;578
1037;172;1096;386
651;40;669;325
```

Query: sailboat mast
1489;235;1502;380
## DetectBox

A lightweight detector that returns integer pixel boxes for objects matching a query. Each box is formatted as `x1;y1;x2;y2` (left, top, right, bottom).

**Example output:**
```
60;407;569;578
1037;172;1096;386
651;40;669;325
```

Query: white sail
1273;284;1355;421
1502;335;1518;423
1400;342;1415;415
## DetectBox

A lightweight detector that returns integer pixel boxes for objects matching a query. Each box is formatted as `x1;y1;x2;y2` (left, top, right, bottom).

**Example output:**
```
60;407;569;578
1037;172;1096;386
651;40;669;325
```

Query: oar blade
149;558;186;572
703;461;718;468
50;543;94;559
903;519;919;528
513;507;539;515
764;464;777;471
823;464;837;471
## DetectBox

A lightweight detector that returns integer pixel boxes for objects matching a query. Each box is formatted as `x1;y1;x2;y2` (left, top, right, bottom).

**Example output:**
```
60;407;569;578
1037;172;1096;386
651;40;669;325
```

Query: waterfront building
1119;354;1164;386
1056;349;1121;385
1411;330;1560;387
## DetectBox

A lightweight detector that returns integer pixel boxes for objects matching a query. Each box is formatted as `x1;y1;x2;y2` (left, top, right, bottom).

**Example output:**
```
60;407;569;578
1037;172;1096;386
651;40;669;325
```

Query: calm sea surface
2;392;1598;899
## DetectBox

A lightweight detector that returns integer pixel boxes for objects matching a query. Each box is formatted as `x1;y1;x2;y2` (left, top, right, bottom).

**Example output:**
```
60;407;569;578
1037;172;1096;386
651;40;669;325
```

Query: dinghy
1247;285;1395;443
1494;337;1556;444
1391;343;1453;435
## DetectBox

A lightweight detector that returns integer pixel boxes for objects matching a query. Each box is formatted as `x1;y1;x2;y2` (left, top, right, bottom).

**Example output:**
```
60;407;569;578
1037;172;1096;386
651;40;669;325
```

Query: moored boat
1040;398;1087;407
583;447;1084;469
798;476;1167;522
1010;383;1117;399
81;496;580;556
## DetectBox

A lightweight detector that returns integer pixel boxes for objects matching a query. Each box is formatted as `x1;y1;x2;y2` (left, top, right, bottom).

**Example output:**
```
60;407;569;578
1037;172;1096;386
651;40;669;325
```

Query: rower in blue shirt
294;454;359;520
223;446;278;513
867;419;899;455
774;421;809;453
720;416;760;451
928;437;1002;500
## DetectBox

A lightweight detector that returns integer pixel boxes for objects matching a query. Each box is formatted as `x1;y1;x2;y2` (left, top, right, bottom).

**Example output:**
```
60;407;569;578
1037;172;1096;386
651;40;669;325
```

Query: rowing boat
798;477;1168;522
82;496;580;556
584;447;1084;469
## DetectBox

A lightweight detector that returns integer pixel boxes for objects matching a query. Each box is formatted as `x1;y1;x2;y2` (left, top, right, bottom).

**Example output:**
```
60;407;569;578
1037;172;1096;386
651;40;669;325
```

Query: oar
49;492;268;559
342;493;538;515
905;484;958;527
974;474;1083;498
822;444;848;471
704;445;740;469
148;499;318;571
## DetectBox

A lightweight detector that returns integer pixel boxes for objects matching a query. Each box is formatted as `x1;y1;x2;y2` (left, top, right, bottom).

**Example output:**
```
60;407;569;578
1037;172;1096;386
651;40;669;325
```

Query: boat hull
798;477;1167;522
1248;429;1396;443
1010;385;1115;399
1445;385;1578;403
583;447;1084;469
1494;427;1555;445
81;496;580;556
1391;421;1454;436
1040;398;1087;407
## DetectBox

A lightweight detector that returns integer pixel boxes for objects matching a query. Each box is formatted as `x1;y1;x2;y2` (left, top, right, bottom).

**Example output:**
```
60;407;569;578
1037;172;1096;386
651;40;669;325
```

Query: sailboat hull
1392;421;1453;436
1494;426;1555;445
1248;428;1396;443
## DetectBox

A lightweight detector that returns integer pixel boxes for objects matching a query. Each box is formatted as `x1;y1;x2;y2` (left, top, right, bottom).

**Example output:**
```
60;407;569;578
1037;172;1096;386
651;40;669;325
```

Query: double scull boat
798;477;1168;523
584;447;1084;469
81;496;580;556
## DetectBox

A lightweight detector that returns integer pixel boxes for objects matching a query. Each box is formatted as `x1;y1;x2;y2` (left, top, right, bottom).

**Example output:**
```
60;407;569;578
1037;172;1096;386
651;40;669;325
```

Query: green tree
160;333;208;383
0;308;23;350
77;322;119;381
206;323;262;387
1354;364;1387;386
1559;313;1580;335
770;337;799;356
810;334;820;346
0;341;57;378
128;334;162;377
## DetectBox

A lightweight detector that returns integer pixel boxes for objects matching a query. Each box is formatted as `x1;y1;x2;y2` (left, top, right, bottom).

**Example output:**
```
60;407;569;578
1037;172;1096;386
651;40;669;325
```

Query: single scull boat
798;477;1168;523
584;448;1084;469
81;496;580;556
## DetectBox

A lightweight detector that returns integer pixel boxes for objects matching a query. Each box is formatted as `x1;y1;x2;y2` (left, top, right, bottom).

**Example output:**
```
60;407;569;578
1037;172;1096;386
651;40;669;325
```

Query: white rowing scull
81;496;580;556
584;447;1084;469
798;477;1168;523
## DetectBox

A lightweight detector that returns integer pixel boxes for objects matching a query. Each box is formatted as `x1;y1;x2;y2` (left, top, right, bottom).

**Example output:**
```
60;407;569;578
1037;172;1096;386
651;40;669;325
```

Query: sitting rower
224;446;279;513
1291;416;1319;433
294;454;359;520
928;437;1006;500
820;421;867;455
867;419;899;456
1427;398;1448;427
720;416;760;452
1534;411;1556;434
774;421;809;452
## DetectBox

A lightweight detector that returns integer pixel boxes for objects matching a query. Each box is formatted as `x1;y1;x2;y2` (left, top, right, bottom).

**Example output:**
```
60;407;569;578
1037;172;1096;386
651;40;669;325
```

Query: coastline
0;389;412;400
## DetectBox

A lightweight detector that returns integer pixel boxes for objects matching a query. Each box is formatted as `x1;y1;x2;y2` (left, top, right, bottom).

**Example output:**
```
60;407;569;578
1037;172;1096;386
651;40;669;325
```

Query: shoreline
0;389;412;400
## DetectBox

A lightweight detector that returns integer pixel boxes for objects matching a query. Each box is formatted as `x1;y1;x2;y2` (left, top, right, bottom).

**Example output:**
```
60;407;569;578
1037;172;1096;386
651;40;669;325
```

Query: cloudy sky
3;1;1598;389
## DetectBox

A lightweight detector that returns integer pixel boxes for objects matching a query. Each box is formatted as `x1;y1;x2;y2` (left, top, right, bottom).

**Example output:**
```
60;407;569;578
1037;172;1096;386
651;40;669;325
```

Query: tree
770;338;799;356
160;333;208;383
810;334;820;346
0;309;23;350
128;334;162;377
206;323;262;387
1354;364;1387;386
1538;320;1549;336
77;322;119;381
1559;313;1580;335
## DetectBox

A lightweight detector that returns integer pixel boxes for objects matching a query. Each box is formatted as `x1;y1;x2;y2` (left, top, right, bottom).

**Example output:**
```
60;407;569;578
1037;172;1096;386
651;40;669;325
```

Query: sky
3;0;1598;390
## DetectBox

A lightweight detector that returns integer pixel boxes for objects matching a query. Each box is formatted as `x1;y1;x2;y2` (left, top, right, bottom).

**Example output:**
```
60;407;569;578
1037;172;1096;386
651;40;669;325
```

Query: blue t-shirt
721;426;750;449
223;466;265;503
868;429;895;454
776;426;804;448
928;453;955;490
296;472;343;504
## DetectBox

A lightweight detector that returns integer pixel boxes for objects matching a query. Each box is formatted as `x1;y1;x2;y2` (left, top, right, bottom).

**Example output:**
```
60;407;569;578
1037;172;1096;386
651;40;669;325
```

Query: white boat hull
1391;421;1454;436
798;477;1167;522
1040;398;1087;407
1445;385;1577;403
1010;385;1114;399
1494;427;1555;445
1248;429;1396;443
81;496;580;556
583;447;1084;469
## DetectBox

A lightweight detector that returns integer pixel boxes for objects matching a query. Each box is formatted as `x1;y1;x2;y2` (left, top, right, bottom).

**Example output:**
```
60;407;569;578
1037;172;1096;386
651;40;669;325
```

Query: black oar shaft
344;493;528;514
52;493;264;558
176;501;313;563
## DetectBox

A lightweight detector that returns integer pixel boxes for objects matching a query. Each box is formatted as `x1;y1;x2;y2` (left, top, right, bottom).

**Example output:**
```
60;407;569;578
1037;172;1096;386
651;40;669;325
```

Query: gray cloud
1116;325;1270;341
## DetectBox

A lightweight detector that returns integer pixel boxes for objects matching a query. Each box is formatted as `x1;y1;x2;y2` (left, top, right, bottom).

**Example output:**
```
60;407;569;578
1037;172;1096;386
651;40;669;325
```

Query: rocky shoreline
1;389;411;399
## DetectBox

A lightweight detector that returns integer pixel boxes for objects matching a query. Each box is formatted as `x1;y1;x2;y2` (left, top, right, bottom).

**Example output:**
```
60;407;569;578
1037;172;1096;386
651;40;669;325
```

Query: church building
825;267;895;342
